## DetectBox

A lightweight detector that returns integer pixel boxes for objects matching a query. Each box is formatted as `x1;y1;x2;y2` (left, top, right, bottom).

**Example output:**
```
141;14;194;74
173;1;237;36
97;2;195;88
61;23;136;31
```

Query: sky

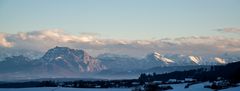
0;0;240;39
0;0;240;57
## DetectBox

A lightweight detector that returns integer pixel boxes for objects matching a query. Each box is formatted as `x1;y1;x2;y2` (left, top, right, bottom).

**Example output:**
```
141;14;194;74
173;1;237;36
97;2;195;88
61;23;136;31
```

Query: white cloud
1;29;240;57
14;29;96;42
0;33;13;47
166;36;240;55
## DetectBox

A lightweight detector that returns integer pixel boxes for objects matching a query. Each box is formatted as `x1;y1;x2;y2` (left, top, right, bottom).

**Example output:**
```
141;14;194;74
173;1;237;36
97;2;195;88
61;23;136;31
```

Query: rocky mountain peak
41;46;86;61
38;46;106;73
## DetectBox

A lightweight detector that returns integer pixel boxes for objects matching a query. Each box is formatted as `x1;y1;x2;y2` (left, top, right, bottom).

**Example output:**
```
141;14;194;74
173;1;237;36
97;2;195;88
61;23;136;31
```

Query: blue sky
0;0;240;39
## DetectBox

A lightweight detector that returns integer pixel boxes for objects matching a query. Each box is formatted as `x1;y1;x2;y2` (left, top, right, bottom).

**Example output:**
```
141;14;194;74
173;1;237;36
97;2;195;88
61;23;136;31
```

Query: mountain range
0;46;239;80
97;51;238;71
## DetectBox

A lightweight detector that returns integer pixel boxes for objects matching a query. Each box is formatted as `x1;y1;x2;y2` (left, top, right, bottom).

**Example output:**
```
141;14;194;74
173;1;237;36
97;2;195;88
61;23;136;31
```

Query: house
132;82;140;85
185;78;196;82
167;79;177;83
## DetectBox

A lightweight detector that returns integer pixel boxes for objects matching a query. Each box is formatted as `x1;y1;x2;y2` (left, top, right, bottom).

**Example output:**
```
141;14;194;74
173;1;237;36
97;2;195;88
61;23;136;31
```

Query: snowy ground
167;82;212;91
0;87;131;91
167;82;240;91
220;86;240;91
0;82;239;91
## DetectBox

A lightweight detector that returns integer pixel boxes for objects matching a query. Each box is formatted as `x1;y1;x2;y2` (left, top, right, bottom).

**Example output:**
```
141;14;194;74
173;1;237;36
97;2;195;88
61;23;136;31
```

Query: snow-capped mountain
179;55;227;65
0;47;239;80
39;46;106;73
0;46;106;77
97;52;234;71
148;52;228;66
220;53;240;63
150;52;175;64
145;52;175;67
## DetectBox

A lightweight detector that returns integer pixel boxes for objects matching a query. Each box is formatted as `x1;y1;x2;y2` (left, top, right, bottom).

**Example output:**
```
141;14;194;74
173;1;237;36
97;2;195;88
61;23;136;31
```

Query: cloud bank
1;29;240;57
216;28;240;34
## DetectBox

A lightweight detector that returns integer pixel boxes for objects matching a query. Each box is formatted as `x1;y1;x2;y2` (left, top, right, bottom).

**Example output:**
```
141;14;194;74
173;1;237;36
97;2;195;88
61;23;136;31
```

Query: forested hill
139;61;240;83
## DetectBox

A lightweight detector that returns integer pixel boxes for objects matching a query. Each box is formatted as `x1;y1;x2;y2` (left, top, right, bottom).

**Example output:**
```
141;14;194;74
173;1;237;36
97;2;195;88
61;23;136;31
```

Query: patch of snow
55;56;62;60
189;56;201;64
0;83;239;91
161;57;175;63
153;52;174;64
214;57;226;64
153;52;161;56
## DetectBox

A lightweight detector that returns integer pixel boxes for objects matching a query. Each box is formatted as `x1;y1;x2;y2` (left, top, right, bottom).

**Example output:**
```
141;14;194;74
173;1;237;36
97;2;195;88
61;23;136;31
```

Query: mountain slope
0;55;33;73
97;53;143;71
38;46;106;73
0;46;107;78
97;52;233;73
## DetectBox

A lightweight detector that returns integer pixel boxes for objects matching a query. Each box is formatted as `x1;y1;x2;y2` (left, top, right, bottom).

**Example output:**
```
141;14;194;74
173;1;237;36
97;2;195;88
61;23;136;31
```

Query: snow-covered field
167;82;212;91
219;86;240;91
167;82;240;91
0;82;239;91
0;87;131;91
